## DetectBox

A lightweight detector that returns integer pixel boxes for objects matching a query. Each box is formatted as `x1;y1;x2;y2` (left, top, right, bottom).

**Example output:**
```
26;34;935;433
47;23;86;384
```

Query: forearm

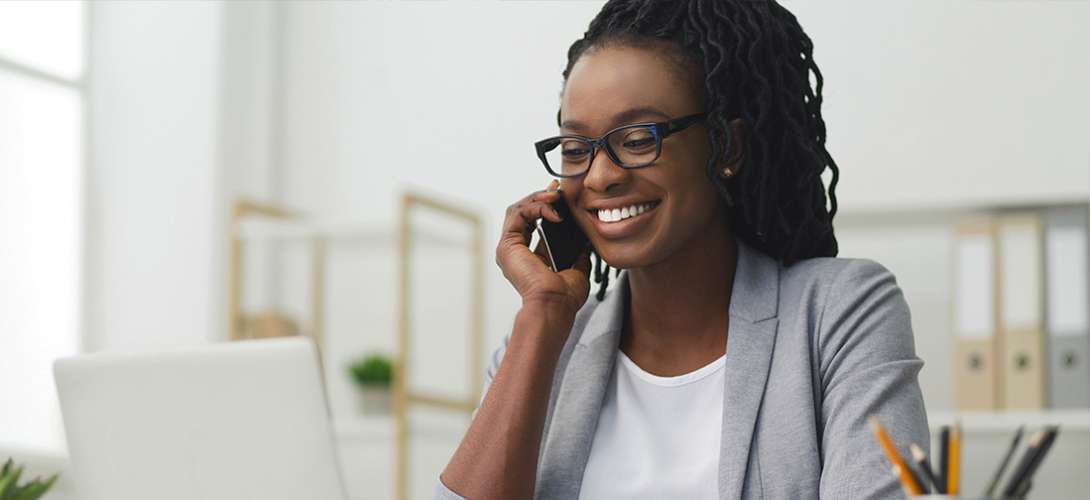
440;302;574;500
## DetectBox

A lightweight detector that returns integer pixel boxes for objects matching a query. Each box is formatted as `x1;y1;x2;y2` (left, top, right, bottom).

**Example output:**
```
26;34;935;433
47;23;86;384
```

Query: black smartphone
535;193;591;272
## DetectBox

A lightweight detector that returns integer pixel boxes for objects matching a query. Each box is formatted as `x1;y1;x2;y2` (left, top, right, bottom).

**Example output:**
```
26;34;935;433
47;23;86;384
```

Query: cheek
662;173;723;226
559;178;586;200
662;158;715;204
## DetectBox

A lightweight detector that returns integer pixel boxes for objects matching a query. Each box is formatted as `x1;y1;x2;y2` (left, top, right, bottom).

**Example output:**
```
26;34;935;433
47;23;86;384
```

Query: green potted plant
348;352;394;415
0;458;58;500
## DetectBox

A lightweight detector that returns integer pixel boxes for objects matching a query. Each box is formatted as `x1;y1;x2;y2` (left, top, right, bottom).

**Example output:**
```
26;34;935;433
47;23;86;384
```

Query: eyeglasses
534;112;706;178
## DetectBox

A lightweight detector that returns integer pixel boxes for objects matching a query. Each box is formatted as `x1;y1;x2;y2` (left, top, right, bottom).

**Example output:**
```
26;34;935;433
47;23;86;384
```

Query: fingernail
548;180;559;192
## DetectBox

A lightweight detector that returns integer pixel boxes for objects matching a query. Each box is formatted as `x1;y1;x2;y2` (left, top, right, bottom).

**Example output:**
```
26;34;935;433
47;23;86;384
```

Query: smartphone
535;193;591;272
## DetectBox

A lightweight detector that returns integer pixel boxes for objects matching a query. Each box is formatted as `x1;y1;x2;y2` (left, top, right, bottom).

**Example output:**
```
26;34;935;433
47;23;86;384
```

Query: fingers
499;182;565;242
529;179;560;200
496;180;567;269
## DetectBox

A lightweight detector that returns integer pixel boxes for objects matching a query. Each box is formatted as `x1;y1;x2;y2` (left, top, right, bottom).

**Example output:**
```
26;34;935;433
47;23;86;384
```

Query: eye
623;137;655;148
560;140;591;159
621;129;656;150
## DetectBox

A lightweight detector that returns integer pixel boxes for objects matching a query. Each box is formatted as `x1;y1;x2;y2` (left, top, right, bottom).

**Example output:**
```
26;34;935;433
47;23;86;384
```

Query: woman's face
559;44;728;270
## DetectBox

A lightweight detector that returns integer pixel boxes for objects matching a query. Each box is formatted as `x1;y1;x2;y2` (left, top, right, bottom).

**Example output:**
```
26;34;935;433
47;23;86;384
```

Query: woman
437;1;928;498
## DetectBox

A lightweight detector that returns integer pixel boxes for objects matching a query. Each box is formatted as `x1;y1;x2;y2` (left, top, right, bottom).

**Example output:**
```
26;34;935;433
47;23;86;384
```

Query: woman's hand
496;180;592;316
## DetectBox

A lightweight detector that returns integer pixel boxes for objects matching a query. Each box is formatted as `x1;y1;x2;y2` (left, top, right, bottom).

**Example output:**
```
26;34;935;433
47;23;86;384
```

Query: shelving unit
228;192;486;500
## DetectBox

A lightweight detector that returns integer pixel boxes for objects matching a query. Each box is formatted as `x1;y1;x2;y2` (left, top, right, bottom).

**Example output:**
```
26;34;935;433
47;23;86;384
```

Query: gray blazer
435;239;929;499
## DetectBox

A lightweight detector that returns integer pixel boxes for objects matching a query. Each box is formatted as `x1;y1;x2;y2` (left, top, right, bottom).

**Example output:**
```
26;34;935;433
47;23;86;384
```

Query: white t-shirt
578;349;726;499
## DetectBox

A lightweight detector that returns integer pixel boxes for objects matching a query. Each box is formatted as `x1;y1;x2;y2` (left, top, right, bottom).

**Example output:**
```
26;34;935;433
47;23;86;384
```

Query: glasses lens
608;126;659;167
543;137;592;177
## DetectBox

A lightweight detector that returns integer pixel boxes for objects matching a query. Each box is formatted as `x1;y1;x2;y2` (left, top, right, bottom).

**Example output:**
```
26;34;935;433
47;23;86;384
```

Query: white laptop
54;337;347;500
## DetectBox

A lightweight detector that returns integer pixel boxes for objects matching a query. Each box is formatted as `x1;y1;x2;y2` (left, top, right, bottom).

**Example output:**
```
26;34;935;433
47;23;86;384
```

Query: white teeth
597;202;657;222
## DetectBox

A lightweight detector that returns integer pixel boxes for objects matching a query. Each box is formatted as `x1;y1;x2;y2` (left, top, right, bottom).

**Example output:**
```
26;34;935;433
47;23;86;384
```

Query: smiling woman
438;1;927;499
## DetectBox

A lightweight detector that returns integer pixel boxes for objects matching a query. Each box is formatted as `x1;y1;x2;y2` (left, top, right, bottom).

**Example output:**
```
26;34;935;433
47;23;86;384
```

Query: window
0;0;84;453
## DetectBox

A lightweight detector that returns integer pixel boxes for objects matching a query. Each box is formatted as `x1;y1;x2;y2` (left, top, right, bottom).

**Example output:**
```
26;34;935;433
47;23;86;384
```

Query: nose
582;145;630;194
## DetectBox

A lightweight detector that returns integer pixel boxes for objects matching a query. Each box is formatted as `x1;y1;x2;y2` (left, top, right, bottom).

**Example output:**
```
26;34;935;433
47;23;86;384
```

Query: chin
589;241;657;271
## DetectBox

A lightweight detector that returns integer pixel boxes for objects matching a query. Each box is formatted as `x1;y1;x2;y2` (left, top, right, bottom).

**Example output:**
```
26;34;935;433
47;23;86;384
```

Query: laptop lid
54;337;347;500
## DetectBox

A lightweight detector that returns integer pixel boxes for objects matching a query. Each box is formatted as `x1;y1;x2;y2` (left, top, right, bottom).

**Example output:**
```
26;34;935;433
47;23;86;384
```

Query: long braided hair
561;0;840;301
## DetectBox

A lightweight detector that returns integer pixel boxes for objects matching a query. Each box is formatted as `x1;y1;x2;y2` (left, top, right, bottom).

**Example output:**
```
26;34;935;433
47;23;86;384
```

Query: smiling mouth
588;200;661;223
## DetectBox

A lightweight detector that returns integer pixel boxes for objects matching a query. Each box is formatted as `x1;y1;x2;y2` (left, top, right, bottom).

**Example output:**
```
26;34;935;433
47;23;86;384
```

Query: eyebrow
560;106;672;133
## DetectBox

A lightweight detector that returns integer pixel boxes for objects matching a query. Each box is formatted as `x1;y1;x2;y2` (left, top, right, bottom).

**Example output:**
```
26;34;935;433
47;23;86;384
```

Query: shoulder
780;255;899;295
781;255;908;326
786;257;916;375
776;255;913;357
779;256;906;319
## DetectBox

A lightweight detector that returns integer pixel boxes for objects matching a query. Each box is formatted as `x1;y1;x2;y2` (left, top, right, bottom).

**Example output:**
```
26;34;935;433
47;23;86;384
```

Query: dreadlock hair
560;0;840;301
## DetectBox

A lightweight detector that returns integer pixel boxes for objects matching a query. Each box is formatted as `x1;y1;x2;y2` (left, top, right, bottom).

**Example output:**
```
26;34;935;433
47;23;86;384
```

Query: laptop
54;337;347;500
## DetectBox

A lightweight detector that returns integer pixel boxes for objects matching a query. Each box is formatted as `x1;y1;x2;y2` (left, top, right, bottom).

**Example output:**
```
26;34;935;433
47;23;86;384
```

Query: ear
717;118;746;180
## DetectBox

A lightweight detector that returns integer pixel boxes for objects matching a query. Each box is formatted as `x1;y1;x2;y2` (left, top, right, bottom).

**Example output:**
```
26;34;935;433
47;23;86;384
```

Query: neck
621;214;738;370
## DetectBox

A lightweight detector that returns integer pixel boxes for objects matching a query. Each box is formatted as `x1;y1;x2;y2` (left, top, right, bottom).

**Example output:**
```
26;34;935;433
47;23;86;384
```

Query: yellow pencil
948;421;961;495
890;465;912;496
869;416;923;495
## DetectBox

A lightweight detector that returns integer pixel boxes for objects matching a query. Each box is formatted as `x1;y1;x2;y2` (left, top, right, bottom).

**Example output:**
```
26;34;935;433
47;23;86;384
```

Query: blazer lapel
535;273;627;500
718;240;781;499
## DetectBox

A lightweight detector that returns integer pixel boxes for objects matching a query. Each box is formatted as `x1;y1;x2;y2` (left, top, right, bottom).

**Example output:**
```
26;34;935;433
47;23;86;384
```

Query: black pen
1008;426;1059;498
937;426;949;493
910;443;939;494
983;425;1024;497
999;429;1048;498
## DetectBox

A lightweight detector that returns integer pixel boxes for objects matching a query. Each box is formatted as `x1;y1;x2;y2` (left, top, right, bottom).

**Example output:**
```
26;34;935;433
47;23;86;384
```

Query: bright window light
0;1;84;80
0;4;83;451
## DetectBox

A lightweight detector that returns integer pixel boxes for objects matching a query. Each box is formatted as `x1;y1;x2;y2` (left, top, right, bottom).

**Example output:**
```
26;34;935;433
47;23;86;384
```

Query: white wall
784;0;1090;211
218;0;282;316
86;0;224;351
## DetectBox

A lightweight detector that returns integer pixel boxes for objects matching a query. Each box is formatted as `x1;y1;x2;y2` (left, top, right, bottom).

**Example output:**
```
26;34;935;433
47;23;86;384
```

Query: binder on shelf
953;219;1001;411
1044;206;1090;408
997;214;1047;410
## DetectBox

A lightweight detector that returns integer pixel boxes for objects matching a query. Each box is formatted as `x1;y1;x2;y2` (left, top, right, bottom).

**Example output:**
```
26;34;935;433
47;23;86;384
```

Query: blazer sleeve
433;334;511;500
816;259;930;499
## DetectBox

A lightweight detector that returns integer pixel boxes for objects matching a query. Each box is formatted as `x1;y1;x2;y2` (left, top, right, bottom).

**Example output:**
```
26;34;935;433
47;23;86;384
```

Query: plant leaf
0;473;14;500
0;465;23;500
14;474;58;500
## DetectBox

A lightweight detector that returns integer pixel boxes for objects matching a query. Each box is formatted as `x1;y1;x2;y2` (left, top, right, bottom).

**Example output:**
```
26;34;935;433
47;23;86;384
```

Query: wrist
517;299;577;350
521;294;579;320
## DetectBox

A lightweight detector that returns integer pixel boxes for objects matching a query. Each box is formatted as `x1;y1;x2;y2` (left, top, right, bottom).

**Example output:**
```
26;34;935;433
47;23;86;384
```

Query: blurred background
1;0;1088;499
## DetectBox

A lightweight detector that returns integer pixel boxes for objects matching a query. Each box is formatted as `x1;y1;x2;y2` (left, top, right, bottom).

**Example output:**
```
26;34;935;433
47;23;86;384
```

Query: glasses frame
534;112;707;178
